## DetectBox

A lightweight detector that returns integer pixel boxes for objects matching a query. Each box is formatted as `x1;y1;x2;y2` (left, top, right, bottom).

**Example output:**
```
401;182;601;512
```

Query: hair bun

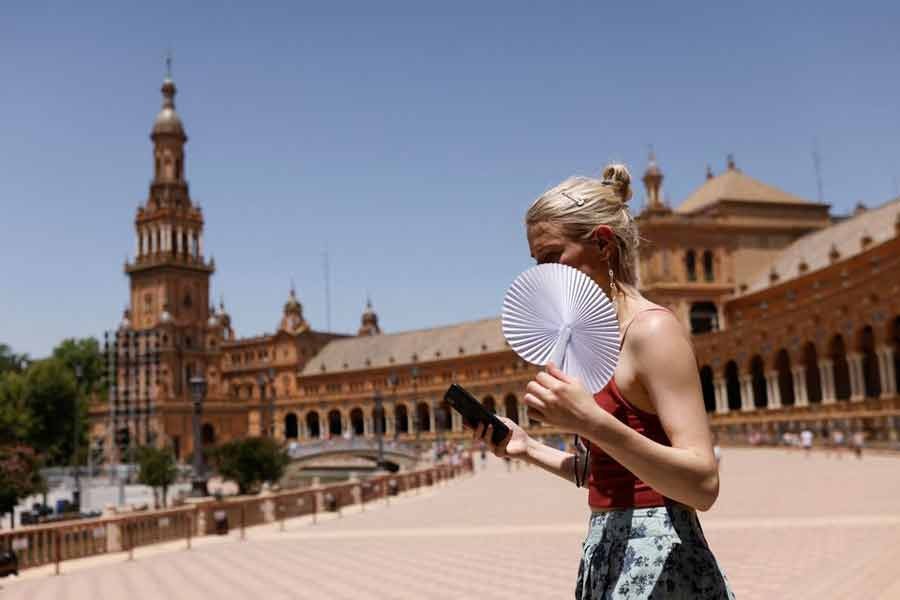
601;163;633;204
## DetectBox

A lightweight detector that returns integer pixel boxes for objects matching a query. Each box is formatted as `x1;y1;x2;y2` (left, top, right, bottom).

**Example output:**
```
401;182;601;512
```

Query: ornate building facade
90;75;900;460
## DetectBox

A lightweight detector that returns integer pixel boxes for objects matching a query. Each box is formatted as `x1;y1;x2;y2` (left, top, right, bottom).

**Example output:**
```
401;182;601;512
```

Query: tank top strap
619;307;672;350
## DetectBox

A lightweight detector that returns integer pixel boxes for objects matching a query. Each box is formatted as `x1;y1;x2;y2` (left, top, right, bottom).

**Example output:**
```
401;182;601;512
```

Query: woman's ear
591;225;613;243
591;226;614;259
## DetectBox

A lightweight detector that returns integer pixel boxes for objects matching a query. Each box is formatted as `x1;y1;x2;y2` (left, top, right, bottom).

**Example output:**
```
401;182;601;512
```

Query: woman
471;164;734;599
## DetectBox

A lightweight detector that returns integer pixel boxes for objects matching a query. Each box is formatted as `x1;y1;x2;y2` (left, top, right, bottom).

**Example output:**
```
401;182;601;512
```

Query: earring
609;267;618;311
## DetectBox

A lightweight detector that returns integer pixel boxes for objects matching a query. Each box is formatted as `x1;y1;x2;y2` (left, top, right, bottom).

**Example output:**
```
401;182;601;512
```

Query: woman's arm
472;420;578;484
523;437;578;483
525;314;719;510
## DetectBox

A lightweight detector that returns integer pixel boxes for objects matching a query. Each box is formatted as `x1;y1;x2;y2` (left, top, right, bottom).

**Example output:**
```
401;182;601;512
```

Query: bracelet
573;452;582;487
573;435;584;488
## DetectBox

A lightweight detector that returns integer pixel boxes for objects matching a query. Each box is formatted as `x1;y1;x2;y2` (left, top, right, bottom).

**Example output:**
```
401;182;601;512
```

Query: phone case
443;384;510;445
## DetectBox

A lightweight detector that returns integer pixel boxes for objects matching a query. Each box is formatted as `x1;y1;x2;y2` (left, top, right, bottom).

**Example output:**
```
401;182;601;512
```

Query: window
685;250;697;282
702;250;714;282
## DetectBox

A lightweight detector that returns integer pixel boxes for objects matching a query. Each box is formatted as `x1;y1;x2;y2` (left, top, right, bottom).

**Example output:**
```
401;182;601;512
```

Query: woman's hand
523;362;607;436
468;416;531;459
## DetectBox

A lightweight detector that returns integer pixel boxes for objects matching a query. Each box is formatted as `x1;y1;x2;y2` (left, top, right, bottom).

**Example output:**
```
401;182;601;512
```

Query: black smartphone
444;383;511;446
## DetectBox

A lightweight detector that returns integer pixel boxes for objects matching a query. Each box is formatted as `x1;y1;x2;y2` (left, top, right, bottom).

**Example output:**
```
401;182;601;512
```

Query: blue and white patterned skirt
576;503;735;599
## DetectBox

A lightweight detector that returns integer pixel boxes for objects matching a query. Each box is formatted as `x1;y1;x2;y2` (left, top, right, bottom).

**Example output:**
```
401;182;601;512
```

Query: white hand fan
502;263;620;394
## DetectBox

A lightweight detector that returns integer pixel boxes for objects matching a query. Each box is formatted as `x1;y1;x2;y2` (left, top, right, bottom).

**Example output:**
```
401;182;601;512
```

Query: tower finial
165;49;173;80
706;164;714;180
727;153;736;171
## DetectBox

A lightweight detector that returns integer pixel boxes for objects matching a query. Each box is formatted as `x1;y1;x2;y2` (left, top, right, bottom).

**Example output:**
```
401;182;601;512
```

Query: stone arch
803;343;822;404
415;402;431;432
373;402;386;436
725;361;741;411
327;409;342;436
685;250;697;281
702;250;715;282
201;423;216;445
775;349;795;406
828;334;851;401
749;355;768;408
504;394;519;424
482;395;496;413
395;403;409;434
435;400;452;433
689;302;719;334
284;412;298;439
350;407;365;436
858;325;881;398
306;411;321;439
699;365;716;413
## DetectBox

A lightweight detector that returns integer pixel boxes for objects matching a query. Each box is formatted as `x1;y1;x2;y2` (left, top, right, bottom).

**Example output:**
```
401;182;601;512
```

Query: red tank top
586;308;672;510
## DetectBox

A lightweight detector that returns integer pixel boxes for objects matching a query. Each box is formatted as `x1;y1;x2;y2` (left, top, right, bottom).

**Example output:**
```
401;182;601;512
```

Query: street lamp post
268;368;276;438
257;368;277;438
374;390;384;469
73;364;83;511
189;376;208;497
409;368;418;446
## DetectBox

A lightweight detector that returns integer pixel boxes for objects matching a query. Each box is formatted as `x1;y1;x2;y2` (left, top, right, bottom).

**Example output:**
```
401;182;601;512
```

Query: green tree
0;444;44;529
136;446;177;508
52;337;106;395
209;437;289;495
22;359;84;466
0;343;30;375
0;372;31;444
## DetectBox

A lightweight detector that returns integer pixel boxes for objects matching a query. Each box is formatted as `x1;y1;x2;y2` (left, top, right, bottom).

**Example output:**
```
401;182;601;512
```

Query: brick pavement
3;448;899;599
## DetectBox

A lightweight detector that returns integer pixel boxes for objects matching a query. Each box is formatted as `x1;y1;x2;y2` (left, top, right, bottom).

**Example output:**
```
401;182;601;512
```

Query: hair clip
562;191;585;207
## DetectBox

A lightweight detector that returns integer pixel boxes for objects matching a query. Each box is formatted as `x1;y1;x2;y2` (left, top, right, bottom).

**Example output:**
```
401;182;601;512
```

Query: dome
151;79;186;138
284;286;302;315
218;299;232;328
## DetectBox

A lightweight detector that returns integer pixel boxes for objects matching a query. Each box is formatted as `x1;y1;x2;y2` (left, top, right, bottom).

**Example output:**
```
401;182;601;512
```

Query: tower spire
642;146;665;212
165;49;173;80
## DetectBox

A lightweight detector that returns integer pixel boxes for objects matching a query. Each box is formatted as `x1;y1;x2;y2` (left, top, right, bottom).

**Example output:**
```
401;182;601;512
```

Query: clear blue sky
2;1;899;358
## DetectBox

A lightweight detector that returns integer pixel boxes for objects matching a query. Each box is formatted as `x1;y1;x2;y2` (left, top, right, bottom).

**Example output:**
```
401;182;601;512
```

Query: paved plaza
3;448;900;599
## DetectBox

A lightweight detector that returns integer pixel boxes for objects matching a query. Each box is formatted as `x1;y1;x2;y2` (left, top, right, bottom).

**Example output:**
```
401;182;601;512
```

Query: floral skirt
575;503;735;599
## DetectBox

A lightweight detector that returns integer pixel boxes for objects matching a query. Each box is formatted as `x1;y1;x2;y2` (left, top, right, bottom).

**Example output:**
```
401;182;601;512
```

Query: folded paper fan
501;263;620;394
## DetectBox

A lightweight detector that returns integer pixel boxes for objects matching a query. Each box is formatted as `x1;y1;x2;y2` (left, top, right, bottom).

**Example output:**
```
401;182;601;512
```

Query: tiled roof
677;169;811;214
301;317;507;375
744;197;900;293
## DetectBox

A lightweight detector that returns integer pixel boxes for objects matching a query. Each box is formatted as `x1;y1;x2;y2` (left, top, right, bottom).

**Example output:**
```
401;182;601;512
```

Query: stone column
135;231;141;257
198;232;204;257
518;403;529;427
386;407;396;437
819;359;836;404
740;375;754;411
714;377;728;414
175;227;182;254
847;353;865;401
364;413;372;437
765;372;781;409
876;346;897;398
428;404;435;432
792;366;808;407
451;411;462;433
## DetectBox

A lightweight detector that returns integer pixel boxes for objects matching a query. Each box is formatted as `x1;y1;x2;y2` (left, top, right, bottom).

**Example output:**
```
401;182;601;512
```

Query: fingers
534;370;563;392
546;361;575;384
526;380;555;404
523;392;547;412
527;407;547;423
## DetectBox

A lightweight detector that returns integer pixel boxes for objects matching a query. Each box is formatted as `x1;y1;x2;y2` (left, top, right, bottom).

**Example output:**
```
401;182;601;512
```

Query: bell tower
125;65;215;332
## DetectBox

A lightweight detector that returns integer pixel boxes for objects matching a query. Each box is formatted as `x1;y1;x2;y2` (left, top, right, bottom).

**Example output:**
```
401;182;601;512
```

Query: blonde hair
525;164;639;285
